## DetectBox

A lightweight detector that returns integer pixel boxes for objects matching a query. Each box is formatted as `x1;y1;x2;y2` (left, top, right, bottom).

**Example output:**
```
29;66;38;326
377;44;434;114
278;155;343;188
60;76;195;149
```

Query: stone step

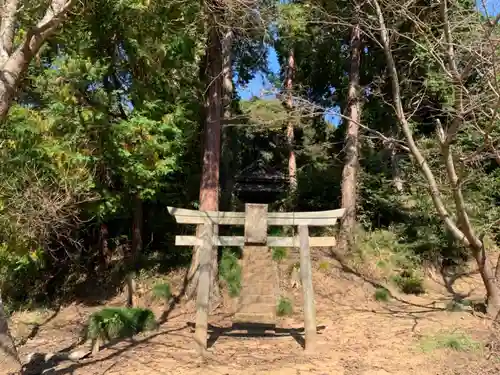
236;303;276;314
233;312;276;325
239;294;276;306
242;271;275;282
242;273;275;283
234;245;277;326
241;283;276;295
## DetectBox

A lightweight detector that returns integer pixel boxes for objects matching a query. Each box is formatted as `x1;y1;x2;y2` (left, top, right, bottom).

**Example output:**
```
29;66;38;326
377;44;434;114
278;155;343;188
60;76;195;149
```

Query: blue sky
236;0;500;126
237;48;279;101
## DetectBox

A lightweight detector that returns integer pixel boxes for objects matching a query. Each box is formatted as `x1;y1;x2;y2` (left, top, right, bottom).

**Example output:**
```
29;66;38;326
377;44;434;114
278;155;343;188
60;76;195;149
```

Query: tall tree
284;49;297;200
338;6;362;254
186;1;223;302
185;0;272;301
220;26;234;212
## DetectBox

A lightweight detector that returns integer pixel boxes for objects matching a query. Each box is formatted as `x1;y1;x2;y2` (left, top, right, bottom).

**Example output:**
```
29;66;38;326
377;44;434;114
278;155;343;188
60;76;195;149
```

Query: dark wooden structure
234;160;287;203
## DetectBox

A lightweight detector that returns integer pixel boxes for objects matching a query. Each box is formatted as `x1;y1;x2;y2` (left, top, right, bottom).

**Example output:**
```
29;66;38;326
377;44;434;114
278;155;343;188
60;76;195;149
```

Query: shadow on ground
21;324;190;375
185;322;326;349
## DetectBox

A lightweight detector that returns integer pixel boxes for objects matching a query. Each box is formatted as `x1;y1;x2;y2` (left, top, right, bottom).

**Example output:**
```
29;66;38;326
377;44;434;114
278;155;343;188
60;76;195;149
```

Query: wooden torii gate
168;204;344;355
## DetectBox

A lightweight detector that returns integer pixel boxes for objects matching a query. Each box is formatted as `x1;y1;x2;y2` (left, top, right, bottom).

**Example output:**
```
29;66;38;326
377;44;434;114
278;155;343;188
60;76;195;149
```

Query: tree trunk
126;194;142;307
186;18;222;305
284;50;297;202
220;28;234;212
0;50;28;121
389;129;404;193
495;253;500;282
98;223;109;271
338;20;362;255
0;292;21;374
472;247;500;317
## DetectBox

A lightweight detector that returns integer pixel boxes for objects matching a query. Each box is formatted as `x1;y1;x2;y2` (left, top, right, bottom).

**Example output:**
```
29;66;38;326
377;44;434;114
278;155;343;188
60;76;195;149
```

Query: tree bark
98;223;109;271
126;194;142;307
389;128;404;193
338;20;362;255
284;50;297;202
186;15;222;305
495;253;500;282
220;28;234;212
0;0;75;121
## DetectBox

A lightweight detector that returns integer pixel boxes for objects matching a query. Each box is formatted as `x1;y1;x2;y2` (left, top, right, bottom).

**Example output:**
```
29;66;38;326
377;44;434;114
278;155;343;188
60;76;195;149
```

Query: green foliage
240;99;290;129
356;229;420;273
0;244;47;313
219;250;242;298
276;296;293;317
84;307;157;341
0;0;206;307
374;288;390;302
107;111;183;199
277;3;310;40
272;247;288;262
151;283;172;302
392;271;425;295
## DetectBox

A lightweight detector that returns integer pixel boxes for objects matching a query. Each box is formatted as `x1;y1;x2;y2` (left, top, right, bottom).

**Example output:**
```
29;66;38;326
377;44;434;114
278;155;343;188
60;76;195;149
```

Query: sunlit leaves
108;110;183;199
277;3;310;41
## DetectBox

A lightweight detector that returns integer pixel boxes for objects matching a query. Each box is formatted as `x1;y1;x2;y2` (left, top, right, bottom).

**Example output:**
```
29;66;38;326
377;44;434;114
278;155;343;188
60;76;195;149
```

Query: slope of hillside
10;251;500;375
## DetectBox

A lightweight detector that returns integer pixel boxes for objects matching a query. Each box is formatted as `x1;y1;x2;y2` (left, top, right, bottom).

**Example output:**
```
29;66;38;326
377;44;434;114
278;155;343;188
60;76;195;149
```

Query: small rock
25;352;36;363
44;352;55;362
68;349;91;361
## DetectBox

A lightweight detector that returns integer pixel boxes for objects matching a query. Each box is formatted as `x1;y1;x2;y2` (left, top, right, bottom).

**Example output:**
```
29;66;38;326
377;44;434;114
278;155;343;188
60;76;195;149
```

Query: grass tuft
84;307;157;342
419;331;482;353
374;287;390;302
276;296;293;317
219;250;242;297
272;247;288;262
152;283;172;302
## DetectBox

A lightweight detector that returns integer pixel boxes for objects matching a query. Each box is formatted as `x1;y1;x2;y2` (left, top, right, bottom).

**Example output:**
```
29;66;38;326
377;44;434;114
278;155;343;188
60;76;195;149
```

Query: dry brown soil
9;252;500;375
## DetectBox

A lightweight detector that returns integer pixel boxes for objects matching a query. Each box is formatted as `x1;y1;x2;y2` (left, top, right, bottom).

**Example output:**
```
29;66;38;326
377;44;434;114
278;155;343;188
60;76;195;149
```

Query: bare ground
9;253;500;375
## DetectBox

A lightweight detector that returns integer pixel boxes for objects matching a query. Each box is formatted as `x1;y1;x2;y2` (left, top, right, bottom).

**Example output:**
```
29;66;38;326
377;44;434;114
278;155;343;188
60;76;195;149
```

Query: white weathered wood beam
175;235;336;247
167;206;344;226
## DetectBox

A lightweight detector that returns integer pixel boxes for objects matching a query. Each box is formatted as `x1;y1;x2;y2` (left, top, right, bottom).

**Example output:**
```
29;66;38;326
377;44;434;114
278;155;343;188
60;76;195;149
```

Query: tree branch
0;0;20;63
19;0;75;57
370;0;470;246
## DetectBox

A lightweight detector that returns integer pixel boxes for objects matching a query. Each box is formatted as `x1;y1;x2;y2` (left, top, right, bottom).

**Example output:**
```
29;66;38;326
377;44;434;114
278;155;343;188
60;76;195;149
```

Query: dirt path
10;260;500;375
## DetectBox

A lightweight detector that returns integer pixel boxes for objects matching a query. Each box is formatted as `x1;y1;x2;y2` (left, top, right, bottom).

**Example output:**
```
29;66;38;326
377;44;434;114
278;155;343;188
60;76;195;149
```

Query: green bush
392;271;425;295
0;244;48;313
84;307;157;341
374;287;390;302
276;296;293;316
219;249;242;297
